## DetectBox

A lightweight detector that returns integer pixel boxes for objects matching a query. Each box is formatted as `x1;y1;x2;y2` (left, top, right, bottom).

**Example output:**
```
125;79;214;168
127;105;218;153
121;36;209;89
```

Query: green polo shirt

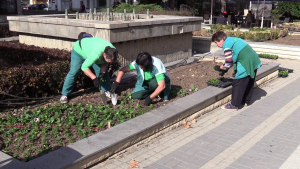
73;37;115;71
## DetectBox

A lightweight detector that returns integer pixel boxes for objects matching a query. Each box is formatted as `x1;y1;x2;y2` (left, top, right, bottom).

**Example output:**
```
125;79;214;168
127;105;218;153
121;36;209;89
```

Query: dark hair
104;46;118;62
211;31;227;42
136;52;153;71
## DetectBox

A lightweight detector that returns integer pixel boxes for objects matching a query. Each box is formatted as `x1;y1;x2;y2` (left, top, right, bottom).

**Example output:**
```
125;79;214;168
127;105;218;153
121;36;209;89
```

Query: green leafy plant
191;86;196;91
258;53;279;59
278;70;289;76
207;78;220;84
178;89;186;96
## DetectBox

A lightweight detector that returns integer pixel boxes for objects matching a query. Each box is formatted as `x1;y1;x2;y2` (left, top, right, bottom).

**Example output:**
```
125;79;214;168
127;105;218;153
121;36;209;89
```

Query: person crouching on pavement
212;31;261;110
110;52;171;106
60;37;119;103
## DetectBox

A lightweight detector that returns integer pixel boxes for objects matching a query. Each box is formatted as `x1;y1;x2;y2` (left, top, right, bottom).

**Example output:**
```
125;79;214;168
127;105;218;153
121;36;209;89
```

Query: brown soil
65;61;234;108
265;35;300;46
0;60;233;162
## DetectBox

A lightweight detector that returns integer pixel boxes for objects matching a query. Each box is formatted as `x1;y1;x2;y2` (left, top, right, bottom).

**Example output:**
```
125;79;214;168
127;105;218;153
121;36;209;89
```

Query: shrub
0;42;92;98
249;27;268;32
101;3;163;13
258;53;279;59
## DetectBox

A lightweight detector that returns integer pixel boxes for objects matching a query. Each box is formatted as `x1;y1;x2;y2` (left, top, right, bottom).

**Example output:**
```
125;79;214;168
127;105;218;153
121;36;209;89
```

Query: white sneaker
105;91;111;99
60;95;68;103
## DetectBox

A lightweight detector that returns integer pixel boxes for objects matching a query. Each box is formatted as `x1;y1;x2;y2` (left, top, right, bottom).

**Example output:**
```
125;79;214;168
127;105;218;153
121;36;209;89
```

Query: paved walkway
91;58;300;169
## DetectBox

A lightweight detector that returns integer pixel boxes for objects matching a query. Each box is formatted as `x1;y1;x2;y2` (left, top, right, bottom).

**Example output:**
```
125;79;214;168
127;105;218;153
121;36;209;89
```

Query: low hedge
193;27;289;41
0;42;94;98
258;53;279;59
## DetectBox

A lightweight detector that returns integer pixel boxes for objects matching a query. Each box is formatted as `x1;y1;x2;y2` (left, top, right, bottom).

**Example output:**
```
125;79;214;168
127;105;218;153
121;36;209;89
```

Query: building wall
0;0;22;23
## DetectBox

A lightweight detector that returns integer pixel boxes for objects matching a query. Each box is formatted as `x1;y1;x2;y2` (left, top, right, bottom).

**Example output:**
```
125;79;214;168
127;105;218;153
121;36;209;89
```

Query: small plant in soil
207;78;220;84
278;70;288;75
178;89;187;97
278;70;289;77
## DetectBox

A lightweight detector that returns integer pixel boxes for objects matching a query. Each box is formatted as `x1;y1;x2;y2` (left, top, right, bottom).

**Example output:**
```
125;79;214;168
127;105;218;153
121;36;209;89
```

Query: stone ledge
0;62;279;169
7;15;202;30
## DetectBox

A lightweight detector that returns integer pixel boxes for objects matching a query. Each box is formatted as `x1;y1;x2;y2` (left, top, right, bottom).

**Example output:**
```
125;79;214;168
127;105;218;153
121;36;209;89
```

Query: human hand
93;78;101;87
144;96;152;106
110;82;119;93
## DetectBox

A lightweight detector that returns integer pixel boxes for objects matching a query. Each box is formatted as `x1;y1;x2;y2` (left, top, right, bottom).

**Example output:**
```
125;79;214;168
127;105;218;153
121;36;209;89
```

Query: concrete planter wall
7;14;202;65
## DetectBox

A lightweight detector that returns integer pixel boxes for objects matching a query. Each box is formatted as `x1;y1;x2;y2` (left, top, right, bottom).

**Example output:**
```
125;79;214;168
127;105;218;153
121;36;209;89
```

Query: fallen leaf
191;74;194;77
189;69;192;71
191;119;197;124
182;121;192;129
213;117;218;124
262;62;269;65
100;162;106;165
129;159;139;168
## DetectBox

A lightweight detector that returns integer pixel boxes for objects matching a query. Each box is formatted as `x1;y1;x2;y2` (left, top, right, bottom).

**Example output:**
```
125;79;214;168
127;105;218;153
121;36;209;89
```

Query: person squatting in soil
212;31;261;110
110;52;171;106
60;37;119;103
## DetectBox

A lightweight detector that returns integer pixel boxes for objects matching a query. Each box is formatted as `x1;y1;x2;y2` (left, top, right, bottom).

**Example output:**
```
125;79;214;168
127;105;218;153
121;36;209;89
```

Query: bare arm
83;69;97;80
150;79;166;99
115;66;131;83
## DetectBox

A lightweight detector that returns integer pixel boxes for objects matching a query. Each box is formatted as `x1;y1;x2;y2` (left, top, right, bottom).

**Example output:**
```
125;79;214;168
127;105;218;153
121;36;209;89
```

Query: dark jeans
231;70;257;108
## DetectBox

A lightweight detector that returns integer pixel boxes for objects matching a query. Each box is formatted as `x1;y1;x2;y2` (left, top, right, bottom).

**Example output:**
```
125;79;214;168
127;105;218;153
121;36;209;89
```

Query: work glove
93;78;101;88
110;82;119;93
99;73;105;79
214;65;228;76
144;96;152;106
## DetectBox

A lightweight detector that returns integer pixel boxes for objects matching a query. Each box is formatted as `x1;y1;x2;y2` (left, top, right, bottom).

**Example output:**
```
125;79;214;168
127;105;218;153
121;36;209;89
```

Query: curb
0;63;279;169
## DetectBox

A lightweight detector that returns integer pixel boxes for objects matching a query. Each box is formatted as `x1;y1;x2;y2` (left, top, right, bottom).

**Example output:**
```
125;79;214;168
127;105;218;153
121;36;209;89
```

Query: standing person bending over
60;37;119;103
212;31;261;110
110;52;171;106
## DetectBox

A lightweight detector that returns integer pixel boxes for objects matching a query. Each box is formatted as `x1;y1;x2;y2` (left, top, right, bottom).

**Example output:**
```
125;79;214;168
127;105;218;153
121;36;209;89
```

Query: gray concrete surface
89;58;300;169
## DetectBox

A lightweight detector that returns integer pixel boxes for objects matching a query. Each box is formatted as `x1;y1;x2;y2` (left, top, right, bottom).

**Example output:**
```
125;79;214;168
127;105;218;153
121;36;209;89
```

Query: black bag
78;32;93;48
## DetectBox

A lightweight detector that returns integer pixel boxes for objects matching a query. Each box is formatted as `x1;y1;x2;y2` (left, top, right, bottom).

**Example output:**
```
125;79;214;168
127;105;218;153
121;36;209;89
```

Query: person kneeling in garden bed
212;31;262;110
60;37;119;103
110;52;171;106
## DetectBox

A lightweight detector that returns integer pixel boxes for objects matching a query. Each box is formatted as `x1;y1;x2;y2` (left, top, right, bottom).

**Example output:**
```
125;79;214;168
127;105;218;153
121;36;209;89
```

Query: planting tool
99;87;107;105
111;93;118;106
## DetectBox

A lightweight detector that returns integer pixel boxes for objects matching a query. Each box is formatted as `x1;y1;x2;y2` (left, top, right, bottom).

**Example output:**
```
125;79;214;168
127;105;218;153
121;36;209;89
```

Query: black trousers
231;70;257;108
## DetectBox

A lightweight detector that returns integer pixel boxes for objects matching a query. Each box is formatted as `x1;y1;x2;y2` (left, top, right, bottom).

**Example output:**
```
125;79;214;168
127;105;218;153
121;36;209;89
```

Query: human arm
150;79;165;99
115;66;131;83
221;49;234;70
110;66;131;93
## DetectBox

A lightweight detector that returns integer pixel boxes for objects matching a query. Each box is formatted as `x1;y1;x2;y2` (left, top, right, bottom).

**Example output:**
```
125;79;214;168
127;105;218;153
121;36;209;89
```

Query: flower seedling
278;70;288;76
207;78;220;84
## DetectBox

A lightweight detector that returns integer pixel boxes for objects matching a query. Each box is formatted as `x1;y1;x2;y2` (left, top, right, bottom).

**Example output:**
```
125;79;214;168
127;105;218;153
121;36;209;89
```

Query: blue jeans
62;49;111;96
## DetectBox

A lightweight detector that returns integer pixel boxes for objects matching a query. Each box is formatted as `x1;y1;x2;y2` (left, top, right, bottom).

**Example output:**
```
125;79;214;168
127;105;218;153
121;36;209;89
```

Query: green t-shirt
129;64;165;82
73;37;115;71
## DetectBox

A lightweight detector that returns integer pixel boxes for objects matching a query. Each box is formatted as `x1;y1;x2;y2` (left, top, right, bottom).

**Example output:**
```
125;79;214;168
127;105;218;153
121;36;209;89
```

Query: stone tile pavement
90;58;300;169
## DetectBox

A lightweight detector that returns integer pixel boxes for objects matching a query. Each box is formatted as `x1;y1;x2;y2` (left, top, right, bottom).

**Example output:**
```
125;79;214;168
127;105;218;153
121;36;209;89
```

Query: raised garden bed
0;25;19;38
0;42;234;162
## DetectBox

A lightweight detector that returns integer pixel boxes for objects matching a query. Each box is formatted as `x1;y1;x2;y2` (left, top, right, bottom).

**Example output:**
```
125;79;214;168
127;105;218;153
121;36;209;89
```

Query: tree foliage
278;2;300;18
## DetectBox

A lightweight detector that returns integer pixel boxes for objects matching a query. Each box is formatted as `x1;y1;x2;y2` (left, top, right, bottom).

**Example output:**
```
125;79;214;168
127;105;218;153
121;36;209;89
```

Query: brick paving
90;58;300;169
